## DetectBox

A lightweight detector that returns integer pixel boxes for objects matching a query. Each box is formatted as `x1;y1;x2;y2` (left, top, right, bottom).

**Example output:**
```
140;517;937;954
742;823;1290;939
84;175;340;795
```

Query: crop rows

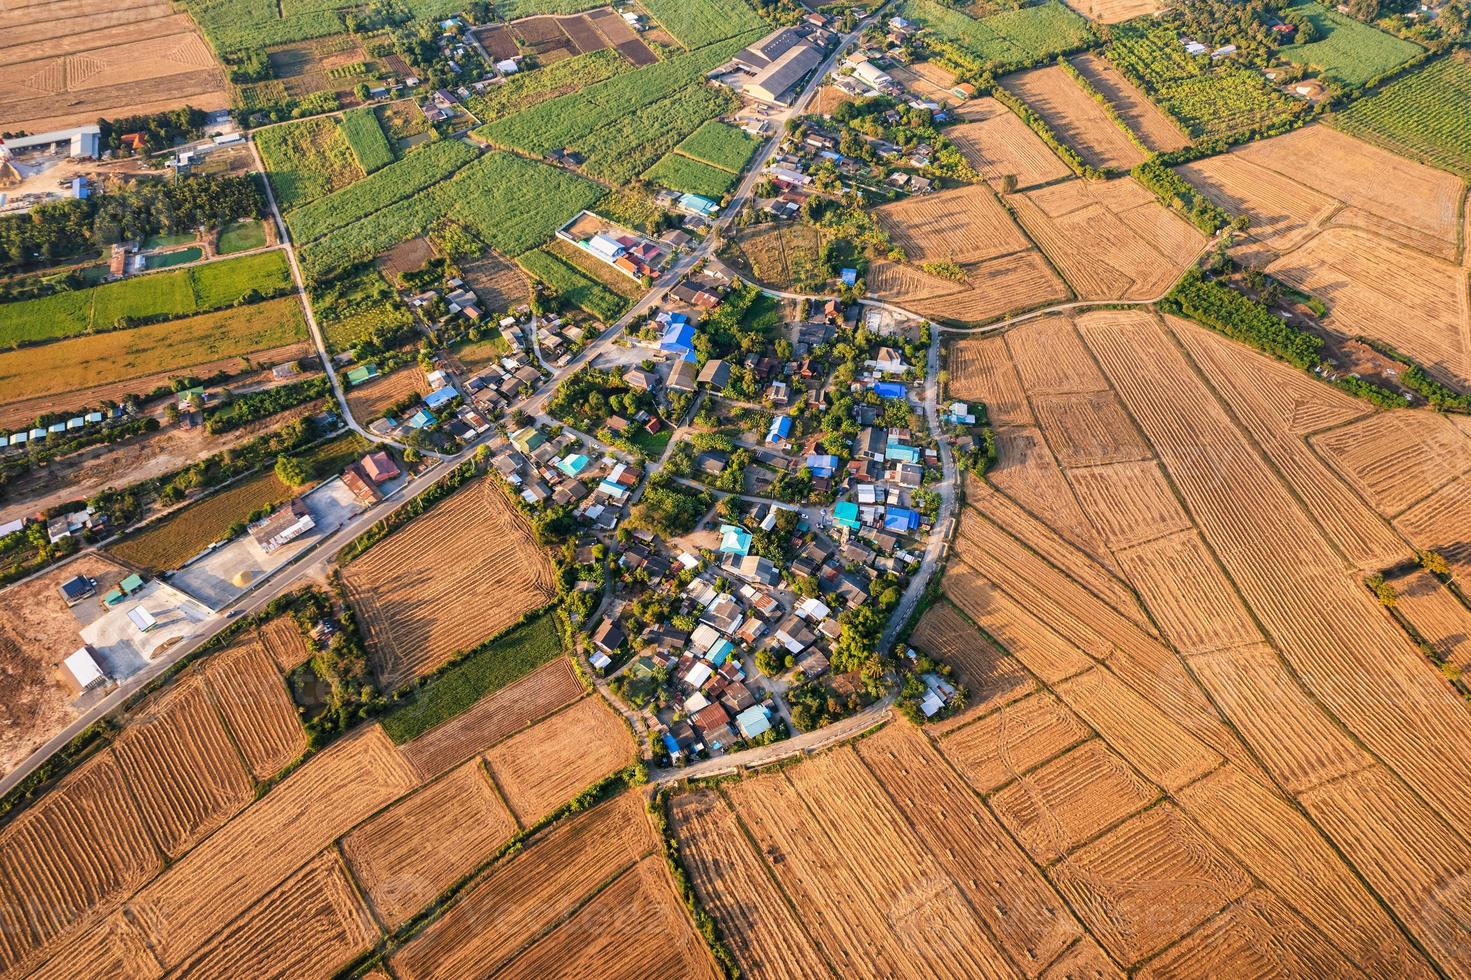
1278;0;1421;85
341;105;395;173
581;83;735;185
183;0;342;52
300;151;602;280
465;48;631;124
899;0;1092;71
640;0;765;48
1335;52;1471;177
518;248;629;322
255;115;363;212
672;120;760;172
643;153;738;199
287;139;477;244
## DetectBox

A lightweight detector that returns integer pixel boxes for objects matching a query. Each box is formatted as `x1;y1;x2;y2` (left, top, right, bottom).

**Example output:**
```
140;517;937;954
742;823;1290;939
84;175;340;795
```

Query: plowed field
1069;53;1188;151
201;636;306;780
950;97;1074;190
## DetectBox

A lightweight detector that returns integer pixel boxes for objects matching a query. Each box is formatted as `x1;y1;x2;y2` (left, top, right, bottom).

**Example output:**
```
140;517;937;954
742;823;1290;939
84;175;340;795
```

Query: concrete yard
79;581;215;680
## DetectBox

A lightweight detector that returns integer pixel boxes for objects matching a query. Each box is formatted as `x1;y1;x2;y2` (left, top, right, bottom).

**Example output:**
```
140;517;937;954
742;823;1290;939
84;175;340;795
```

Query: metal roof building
747;42;824;105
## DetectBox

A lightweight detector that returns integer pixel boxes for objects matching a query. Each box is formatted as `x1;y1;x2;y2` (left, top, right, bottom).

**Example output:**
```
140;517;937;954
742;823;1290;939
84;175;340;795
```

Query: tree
1418;550;1451;577
1366;574;1398;608
755;647;783;677
275;453;312;487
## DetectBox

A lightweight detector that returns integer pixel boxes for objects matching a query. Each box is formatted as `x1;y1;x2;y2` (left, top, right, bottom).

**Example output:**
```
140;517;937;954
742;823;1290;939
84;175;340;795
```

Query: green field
465;49;633;125
311;265;417;351
256;115;364;211
143;231;197;250
639;0;765;48
0;251;293;345
1334;53;1471;177
300;152;604;280
341;106;396;173
477;34;752;168
673;120;760;173
517;249;630;323
1107;22;1306;139
218;219;268;254
380;609;563;743
1280;1;1421;85
644;153;739;199
898;0;1092;72
146;247;204;270
286;138;479;245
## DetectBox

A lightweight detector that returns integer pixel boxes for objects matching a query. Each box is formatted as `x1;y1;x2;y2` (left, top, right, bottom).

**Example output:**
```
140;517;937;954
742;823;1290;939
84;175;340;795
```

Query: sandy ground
0;553;129;777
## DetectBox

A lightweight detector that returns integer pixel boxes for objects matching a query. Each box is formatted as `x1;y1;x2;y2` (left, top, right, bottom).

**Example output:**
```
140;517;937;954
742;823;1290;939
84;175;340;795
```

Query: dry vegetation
1059;0;1166;23
459;248;532;312
0;0;227;132
483;695;635;825
948;97;1074;190
346;365;429;423
343;477;556;689
200;635;308;780
1176;125;1471;385
1002;64;1147;170
1070;52;1190;151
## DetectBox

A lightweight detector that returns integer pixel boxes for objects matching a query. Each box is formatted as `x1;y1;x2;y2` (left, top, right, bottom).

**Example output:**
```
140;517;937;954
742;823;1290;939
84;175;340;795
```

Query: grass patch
256;115;364;212
673;120;761;172
143;231;196;250
145;247;203;270
1334;52;1471;177
218;220;267;254
517;248;630;322
341;105;396;173
639;0;765;47
899;0;1092;72
1279;0;1421;86
380;609;564;743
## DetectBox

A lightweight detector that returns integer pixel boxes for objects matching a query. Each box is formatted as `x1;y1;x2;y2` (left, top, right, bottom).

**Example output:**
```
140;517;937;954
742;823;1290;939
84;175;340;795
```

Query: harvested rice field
1001;64;1147;170
1069;52;1190;152
949;97;1075;191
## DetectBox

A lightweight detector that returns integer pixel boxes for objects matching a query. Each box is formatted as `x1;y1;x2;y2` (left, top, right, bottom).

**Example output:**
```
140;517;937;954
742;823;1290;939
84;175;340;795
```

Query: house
340;465;382;505
57;574;97;606
698;359;730;388
361;451;401;482
884;506;920;533
346;363;380;386
57;645;107;697
668;359;700;392
249;500;315;553
726;553;780;586
587;232;626;263
659;316;698;362
423;386;459;410
734;704;773;739
855;426;886;461
625;367;659;392
766;415;792;444
873;381;906;400
719;524;752;556
102;573;146;607
805;454;839;479
874;347;906;374
592;617;626;654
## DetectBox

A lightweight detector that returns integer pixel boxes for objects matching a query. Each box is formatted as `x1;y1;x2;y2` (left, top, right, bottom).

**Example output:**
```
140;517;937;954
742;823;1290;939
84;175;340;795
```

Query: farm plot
1113;531;1264;656
1078;306;1471;832
0;296;307;412
1388;559;1471;673
907;601;1036;731
482;695;635;824
0;752;161;975
517;248;630;322
1334;51;1471;178
639;0;765;48
259;614;312;670
346;365;428;424
948;96;1075;190
721;745;1025;978
939;689;1092;792
25;912;159;980
1175;153;1341;252
201;636;307;780
1178;765;1437;978
389;793;656;980
988;426;1113;561
1395;478;1471;586
1001;64;1145;170
941;562;1096;685
1002;313;1108;394
111;678;253;859
1030;390;1151;466
122;725;418;970
400;656;584;780
1171;317;1406;569
498;856;721;979
170;851;379;980
1069;52;1189;151
341;105;396;173
255;115;364;212
947;334;1032;424
341;760;517;928
643;152;739;199
1052;805;1253;966
108;469;293;573
990;739;1158;863
1059;0;1164;24
874;184;1032;265
1065;459;1192;550
1009;176;1206;300
343;477;556;689
1308;410;1471;516
1278;0;1422;87
0;5;227;132
668;790;830;980
898;0;1094;72
459;249;532;313
875;249;1069;324
1265;227;1471;387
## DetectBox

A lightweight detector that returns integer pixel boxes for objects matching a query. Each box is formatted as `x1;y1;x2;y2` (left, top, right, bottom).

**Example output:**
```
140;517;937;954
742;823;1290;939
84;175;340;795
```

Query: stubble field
1001;64;1147;170
343;477;556;689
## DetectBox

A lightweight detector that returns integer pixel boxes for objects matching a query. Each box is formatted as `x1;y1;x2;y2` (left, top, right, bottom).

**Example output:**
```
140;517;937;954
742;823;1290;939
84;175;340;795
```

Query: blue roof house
423;386;459;410
885;442;921;464
873;381;906;399
679;193;720;216
833;500;861;530
767;415;792;444
884;506;920;533
407;408;436;429
708;639;735;667
735;705;772;739
719;524;752;556
659;318;698;362
557;453;590;477
805;454;839;478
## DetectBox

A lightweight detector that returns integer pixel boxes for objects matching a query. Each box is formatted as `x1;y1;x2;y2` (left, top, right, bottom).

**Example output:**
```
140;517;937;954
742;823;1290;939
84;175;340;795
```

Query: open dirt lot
1002;64;1146;170
0;554;129;778
460;248;531;313
0;1;227;132
343;476;556;689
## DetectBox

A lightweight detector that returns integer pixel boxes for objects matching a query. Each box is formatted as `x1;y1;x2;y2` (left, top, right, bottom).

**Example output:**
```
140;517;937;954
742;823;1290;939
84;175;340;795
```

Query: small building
341;466;381;504
697;359;730;388
103;573;146;607
361;451;401;482
719;524;752;556
668;359;700;392
677;193;720;216
833;500;861;530
734;704;773;739
884;506;920;533
423;386;459;410
127;606;158;634
346;363;380;386
766;415;792;445
873;381;906;400
58;645;107;697
249;499;315;554
57;574;97;606
592;617;626;654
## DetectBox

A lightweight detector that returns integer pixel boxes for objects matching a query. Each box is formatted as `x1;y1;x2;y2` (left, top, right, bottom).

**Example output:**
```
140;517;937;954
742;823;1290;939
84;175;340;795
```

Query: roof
361;451;400;482
873;381;906;399
766;415;792;443
718;524;752;556
557;453;590;477
833;500;861;528
749;41;824;104
63;646;104;689
58;575;95;601
423;386;459;410
659;321;697;358
668;359;700;392
884;506;920;532
346;364;379;385
127;606;157;632
735;704;772;738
